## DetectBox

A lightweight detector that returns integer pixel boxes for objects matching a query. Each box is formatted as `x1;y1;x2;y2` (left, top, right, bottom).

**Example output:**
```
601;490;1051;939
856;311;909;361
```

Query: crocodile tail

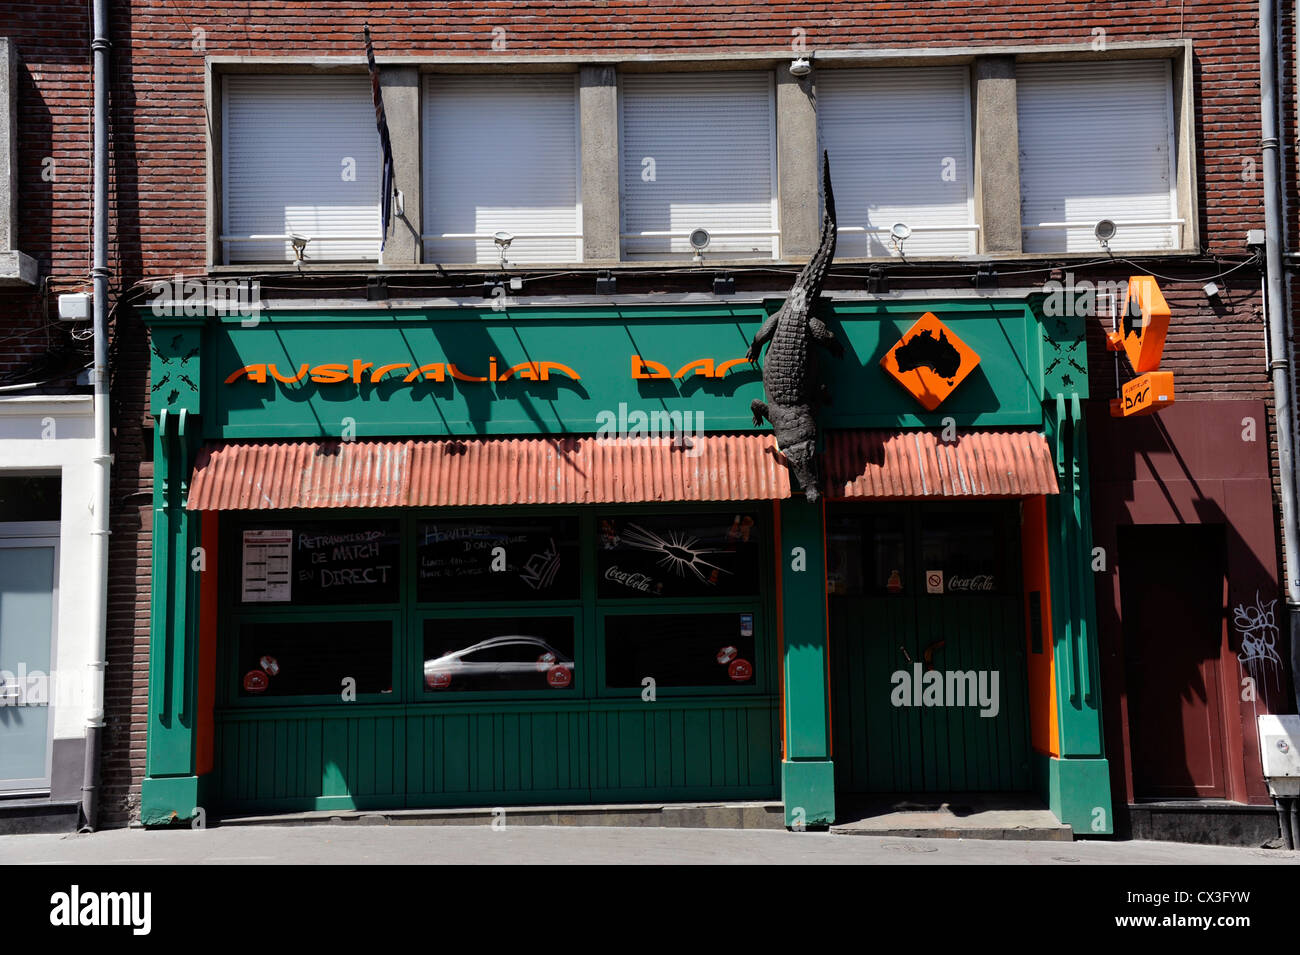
795;150;837;302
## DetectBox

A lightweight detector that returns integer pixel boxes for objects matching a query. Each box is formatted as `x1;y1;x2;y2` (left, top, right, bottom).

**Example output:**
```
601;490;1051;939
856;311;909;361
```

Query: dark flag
364;24;396;251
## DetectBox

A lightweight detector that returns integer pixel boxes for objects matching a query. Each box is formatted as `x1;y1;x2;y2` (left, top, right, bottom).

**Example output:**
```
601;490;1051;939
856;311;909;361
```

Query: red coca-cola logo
947;574;995;591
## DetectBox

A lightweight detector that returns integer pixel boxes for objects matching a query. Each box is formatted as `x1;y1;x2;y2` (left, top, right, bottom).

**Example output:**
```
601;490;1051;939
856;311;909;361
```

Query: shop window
919;508;1014;595
604;612;757;688
222;75;381;263
423;74;582;264
0;475;60;522
817;67;976;257
237;619;394;698
597;512;761;599
416;517;580;602
422;616;576;693
619;71;778;259
1017;59;1179;252
238;519;401;605
827;512;906;597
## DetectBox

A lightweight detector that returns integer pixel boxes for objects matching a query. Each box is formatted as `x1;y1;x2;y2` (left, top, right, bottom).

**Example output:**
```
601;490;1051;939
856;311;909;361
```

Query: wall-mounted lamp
1094;219;1117;251
290;233;310;262
789;57;812;77
690;227;711;265
493;230;514;268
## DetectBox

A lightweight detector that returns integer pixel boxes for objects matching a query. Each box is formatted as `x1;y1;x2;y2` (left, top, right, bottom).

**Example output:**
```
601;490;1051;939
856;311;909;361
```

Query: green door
828;503;1032;793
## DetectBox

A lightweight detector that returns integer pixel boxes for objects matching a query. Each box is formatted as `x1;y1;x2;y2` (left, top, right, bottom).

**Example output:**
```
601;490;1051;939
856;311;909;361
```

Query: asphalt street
1;825;1295;865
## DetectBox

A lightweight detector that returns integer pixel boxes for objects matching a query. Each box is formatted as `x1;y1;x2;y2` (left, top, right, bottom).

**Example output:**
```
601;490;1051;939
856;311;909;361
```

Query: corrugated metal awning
825;429;1058;499
186;435;793;510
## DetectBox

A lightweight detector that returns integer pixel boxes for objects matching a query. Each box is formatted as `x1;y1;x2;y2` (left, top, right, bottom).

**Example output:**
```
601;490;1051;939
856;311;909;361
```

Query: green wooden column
140;316;207;826
779;498;835;828
1040;392;1113;835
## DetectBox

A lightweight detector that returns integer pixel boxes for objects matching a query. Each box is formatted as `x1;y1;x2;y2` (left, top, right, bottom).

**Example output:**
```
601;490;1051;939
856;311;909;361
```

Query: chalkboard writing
416;518;579;602
245;519;402;605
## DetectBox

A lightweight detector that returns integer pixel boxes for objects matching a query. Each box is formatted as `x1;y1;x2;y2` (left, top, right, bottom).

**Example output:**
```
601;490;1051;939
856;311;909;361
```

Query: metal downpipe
1260;0;1300;716
79;0;111;833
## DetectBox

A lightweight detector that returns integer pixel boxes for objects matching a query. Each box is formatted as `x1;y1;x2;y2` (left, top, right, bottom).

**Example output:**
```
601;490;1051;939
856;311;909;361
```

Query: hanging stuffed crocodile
746;150;843;502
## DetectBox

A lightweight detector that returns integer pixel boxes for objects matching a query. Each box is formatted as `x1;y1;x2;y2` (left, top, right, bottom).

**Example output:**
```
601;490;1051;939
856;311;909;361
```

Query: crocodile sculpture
746;151;842;502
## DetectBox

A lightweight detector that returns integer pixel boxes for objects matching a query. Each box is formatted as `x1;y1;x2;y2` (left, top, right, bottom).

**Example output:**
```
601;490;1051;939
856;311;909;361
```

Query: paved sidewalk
0;825;1294;865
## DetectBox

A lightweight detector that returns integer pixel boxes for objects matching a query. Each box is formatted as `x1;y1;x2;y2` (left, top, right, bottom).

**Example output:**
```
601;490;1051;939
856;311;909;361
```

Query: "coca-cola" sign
946;574;995;592
605;565;656;593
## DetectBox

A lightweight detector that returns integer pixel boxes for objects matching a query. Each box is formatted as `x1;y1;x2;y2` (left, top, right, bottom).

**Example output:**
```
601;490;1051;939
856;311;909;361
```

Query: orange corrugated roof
186;434;793;510
186;429;1057;510
825;429;1058;499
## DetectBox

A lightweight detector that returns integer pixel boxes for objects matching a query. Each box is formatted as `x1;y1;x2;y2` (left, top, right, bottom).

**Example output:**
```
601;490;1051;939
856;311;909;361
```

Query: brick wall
0;3;1284;825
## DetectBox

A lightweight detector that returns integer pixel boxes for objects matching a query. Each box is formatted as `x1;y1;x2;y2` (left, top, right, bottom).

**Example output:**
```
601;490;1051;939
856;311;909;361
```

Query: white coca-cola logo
605;565;654;592
947;574;995;591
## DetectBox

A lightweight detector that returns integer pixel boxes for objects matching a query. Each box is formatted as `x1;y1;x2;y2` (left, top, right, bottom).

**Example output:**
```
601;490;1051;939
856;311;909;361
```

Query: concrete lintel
0;248;37;286
974;56;1022;255
203;40;1190;72
579;65;620;263
776;70;819;259
380;67;421;266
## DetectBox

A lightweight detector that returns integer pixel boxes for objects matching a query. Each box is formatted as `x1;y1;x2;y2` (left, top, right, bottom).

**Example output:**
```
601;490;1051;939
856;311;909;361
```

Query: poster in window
416;518;579;602
597;512;760;598
241;529;292;602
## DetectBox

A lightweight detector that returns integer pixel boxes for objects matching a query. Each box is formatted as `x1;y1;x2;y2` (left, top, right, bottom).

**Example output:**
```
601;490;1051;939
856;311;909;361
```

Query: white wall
0;394;98;739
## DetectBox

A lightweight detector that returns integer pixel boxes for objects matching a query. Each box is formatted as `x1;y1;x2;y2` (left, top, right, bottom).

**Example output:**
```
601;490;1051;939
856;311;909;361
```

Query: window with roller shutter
221;75;381;264
1017;59;1180;253
422;74;582;265
618;71;778;260
817;66;977;258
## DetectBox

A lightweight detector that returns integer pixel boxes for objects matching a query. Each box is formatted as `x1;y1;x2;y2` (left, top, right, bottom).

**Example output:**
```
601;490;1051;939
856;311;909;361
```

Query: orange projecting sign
1108;276;1176;417
880;312;981;411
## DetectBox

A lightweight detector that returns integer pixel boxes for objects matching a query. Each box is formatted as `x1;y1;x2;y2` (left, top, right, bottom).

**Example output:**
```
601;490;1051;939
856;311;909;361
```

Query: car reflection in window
423;635;575;691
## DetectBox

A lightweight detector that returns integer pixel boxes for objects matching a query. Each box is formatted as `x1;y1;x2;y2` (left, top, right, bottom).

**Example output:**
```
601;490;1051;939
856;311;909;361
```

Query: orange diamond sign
880;313;981;411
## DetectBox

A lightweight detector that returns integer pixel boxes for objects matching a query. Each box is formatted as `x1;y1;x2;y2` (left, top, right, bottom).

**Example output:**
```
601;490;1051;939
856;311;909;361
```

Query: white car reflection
424;635;575;689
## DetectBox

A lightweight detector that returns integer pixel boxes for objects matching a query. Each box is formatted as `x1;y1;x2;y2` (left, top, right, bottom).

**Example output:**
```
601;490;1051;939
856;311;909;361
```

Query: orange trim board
880;312;981;411
1020;495;1059;757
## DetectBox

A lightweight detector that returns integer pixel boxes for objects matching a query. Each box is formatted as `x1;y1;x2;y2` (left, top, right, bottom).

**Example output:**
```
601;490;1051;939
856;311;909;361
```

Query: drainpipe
1260;0;1300;717
79;0;111;832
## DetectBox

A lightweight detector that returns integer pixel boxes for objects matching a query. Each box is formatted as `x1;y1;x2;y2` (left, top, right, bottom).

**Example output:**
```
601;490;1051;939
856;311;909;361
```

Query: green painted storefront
140;294;1113;831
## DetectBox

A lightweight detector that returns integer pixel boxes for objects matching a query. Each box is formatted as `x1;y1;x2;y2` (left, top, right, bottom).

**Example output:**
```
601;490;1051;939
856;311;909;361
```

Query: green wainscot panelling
214;698;778;813
142;298;1081;441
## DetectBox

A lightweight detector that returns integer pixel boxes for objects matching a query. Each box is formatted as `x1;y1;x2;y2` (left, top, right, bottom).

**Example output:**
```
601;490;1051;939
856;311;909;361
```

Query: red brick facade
0;2;1291;827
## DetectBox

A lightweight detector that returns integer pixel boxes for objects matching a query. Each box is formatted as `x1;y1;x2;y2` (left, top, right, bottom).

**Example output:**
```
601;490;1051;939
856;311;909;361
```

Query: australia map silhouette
893;328;963;383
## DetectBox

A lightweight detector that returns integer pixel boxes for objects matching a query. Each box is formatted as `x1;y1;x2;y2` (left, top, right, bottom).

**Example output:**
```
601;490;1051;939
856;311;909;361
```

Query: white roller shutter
423;74;581;265
222;75;380;263
620;72;777;259
1018;60;1178;253
817;67;975;257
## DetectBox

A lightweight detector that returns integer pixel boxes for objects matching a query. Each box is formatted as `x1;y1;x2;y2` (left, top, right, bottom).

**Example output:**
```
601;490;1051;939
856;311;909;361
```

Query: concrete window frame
205;40;1198;273
1;38;38;286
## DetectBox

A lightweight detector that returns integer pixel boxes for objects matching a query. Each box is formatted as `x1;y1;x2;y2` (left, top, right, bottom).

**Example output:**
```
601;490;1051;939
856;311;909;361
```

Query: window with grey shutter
619;72;778;259
422;74;582;265
1018;59;1179;253
817;67;976;257
222;75;380;263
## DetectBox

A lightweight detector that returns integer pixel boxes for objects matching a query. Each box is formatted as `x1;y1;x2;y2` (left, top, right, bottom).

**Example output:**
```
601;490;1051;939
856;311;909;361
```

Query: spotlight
1094;219;1117;251
689;227;711;264
290;233;310;262
493;230;514;268
789;57;812;77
